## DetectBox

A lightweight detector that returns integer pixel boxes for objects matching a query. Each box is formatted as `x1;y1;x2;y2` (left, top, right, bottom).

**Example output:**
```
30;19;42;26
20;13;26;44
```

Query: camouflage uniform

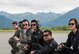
8;29;20;54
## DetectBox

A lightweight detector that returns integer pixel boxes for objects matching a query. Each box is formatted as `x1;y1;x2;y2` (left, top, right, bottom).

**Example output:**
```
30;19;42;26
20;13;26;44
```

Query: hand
57;43;64;49
23;44;29;51
14;36;20;42
30;51;34;54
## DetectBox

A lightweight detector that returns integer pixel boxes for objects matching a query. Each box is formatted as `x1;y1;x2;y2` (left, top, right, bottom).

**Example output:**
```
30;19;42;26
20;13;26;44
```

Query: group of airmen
8;18;79;54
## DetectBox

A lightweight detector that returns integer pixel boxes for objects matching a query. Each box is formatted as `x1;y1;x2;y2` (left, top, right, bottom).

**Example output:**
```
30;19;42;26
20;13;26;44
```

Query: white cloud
0;0;79;13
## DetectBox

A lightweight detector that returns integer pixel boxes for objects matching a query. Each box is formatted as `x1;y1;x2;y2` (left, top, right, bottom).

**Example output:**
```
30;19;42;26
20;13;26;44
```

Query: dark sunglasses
19;24;23;26
23;24;28;26
68;23;75;26
43;35;49;37
31;24;36;26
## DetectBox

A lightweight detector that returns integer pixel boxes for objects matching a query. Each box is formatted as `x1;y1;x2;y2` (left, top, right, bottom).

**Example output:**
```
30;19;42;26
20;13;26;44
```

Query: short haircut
43;30;52;35
31;19;38;24
12;21;18;25
19;21;23;26
23;19;29;25
23;19;28;22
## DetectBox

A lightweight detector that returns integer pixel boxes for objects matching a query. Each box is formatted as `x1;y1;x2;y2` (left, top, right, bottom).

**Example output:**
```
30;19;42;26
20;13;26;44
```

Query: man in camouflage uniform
8;21;20;54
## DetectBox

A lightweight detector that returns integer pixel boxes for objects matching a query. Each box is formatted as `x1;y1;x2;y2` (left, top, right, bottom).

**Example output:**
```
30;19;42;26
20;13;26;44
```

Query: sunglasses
31;24;36;26
23;24;28;26
68;23;75;26
19;24;23;26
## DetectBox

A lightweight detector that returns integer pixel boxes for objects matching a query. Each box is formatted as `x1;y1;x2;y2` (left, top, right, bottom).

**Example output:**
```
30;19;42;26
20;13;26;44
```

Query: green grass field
0;30;15;32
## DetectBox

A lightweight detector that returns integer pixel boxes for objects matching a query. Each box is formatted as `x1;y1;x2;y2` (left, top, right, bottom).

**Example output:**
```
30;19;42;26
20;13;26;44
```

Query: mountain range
0;15;13;29
0;7;79;29
0;11;61;29
43;7;79;27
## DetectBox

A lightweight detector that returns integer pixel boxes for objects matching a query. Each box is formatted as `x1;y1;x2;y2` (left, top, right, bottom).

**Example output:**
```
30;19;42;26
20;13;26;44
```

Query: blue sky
0;0;79;14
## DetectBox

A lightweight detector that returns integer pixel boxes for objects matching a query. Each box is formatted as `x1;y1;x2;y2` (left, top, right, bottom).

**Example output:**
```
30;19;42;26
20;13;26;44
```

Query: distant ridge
0;15;13;29
0;7;79;28
42;7;79;27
